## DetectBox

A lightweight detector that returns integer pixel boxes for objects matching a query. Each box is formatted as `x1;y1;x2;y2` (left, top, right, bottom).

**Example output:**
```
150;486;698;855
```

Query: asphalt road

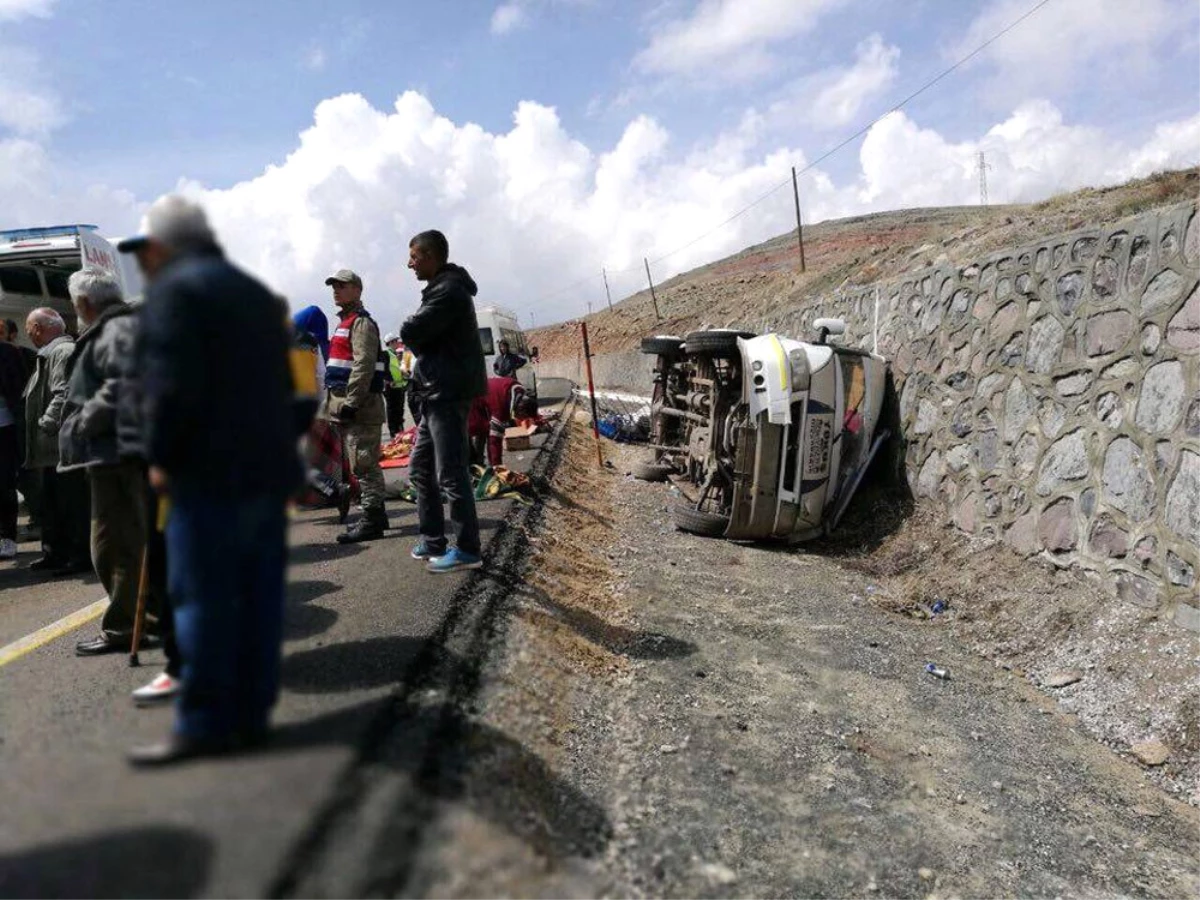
0;423;558;898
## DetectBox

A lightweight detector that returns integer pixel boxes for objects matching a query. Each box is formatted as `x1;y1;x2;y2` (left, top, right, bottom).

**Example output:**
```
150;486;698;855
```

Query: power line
528;0;1057;318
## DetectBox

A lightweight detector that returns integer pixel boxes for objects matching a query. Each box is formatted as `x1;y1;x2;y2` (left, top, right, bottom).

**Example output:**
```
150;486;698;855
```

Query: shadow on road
513;581;697;660
281;635;427;693
284;580;341;643
287;541;365;567
0;826;213;898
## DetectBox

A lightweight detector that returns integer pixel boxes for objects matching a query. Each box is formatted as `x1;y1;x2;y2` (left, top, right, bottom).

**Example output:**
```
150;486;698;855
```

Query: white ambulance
0;225;143;344
476;306;538;396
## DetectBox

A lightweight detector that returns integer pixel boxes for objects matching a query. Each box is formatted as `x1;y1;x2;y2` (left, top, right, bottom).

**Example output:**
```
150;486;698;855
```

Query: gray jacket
23;334;75;470
59;303;138;471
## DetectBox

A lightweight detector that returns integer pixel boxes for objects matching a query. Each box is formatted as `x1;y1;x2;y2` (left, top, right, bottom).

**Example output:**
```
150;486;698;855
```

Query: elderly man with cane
119;195;300;765
58;270;170;662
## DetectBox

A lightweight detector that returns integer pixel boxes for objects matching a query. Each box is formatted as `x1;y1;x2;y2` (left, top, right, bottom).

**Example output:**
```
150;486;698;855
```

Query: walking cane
129;497;168;668
128;544;151;668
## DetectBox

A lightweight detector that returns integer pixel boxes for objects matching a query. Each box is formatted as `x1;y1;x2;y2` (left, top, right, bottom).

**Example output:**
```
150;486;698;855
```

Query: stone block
1128;236;1151;288
1086;310;1134;356
999;333;1024;367
1092;256;1119;300
1003;378;1036;443
1134;535;1157;568
1107;231;1129;255
951;403;973;438
1141;323;1161;355
975;430;1000;474
1167;551;1195;588
954;494;977;533
989;302;1020;340
1016;273;1033;295
1100;357;1139;381
1012;433;1040;477
1134;360;1185;434
1056;271;1085;316
1027;316;1065;374
1161;229;1179;260
973;293;996;321
1036;430;1089;496
1072;237;1098;263
913;399;938;435
1165;450;1199;543
1142;268;1186;315
946;443;972;473
975;373;1008;401
1185;212;1198;265
1008;484;1029;514
1039;399;1067;438
1102;437;1155;522
1039;498;1077;552
1187;400;1200;438
1005;511;1039;555
1155;440;1177;475
1035;247;1049;273
917;451;943;498
1055;370;1093;397
1080;487;1097;517
997;278;1013;302
1174;603;1200;633
1166;284;1198;352
1096;391;1124;429
1116;571;1159;608
1088;516;1128;558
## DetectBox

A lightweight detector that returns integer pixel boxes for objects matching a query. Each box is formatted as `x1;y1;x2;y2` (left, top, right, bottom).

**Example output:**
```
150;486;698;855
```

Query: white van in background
477;306;538;396
0;225;143;343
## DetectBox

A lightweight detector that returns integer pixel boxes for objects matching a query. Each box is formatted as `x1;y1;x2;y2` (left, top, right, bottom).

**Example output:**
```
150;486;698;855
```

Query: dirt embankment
408;420;1200;898
531;168;1199;360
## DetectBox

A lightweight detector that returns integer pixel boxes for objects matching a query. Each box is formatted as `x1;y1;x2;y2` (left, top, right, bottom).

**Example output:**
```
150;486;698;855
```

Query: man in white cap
323;268;389;543
118;194;299;765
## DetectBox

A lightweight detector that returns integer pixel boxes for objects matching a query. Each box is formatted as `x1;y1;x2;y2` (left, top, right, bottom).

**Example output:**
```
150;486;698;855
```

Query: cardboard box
503;424;537;451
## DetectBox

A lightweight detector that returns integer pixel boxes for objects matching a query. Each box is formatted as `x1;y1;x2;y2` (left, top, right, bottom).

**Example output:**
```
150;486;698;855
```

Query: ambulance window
45;271;71;300
478;327;495;356
0;267;43;297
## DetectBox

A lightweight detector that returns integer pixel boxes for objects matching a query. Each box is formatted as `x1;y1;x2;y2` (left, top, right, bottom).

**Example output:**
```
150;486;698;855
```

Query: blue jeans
166;486;287;740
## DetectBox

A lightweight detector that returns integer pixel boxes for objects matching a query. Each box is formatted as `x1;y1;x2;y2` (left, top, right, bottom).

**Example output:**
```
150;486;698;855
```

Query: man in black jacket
118;194;299;765
400;230;487;573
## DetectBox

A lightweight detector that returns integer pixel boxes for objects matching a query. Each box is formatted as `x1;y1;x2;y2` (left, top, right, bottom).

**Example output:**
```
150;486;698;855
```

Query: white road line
0;597;108;669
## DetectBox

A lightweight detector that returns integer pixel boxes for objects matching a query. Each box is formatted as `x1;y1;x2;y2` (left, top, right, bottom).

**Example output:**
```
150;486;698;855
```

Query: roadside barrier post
580;321;604;467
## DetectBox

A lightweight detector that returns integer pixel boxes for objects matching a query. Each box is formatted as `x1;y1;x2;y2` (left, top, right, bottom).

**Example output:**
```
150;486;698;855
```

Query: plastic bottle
925;663;950;680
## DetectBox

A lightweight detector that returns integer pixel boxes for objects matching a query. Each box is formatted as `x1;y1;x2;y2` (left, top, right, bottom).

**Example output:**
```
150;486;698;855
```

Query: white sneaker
132;672;180;706
0;538;17;559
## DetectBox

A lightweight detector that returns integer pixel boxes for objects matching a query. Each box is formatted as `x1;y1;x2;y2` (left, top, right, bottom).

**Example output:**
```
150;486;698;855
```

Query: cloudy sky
1;0;1197;329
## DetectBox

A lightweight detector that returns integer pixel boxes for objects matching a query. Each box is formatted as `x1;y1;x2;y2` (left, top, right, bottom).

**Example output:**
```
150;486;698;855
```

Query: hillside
530;168;1199;359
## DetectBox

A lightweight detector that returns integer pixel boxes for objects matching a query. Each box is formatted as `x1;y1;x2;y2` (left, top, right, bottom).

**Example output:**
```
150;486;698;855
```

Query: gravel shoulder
408;417;1199;898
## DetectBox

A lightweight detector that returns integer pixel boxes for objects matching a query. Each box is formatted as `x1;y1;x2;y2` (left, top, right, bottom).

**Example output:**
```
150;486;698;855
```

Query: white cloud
0;46;64;136
950;0;1185;104
0;0;53;21
1;88;1196;326
635;0;845;80
490;2;528;35
770;33;899;131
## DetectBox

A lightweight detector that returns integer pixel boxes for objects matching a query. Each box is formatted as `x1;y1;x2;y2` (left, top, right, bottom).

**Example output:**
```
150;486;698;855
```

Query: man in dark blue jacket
117;194;298;765
401;230;487;573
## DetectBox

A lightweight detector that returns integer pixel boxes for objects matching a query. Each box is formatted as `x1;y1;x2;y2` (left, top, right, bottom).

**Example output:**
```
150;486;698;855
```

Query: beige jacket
325;304;386;427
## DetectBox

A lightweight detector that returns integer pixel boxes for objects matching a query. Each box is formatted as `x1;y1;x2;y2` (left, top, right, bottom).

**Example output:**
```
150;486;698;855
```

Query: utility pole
791;166;807;273
528;312;535;329
977;150;990;206
586;299;592;316
643;257;662;322
602;267;613;309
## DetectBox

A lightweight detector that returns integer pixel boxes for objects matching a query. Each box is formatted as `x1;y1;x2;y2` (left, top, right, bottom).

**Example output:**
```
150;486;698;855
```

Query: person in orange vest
468;376;539;468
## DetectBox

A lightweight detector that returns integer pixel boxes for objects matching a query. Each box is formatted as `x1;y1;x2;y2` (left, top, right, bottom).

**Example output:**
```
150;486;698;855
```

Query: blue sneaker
426;547;483;573
411;541;443;561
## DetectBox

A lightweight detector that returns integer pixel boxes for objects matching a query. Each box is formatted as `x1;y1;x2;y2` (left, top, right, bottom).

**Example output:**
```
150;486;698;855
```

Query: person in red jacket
468;376;538;467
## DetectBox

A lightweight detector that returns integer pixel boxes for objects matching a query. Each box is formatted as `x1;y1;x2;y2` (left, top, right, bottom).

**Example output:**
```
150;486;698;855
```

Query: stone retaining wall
538;202;1198;628
761;201;1199;630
